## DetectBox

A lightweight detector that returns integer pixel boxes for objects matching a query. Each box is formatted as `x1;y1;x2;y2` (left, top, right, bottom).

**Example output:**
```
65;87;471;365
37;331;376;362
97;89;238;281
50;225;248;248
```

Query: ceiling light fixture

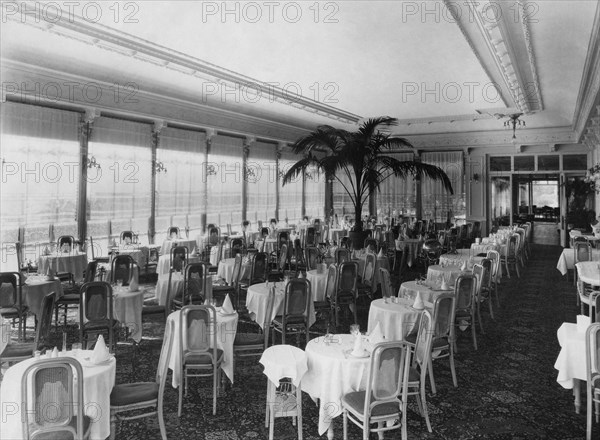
504;113;525;144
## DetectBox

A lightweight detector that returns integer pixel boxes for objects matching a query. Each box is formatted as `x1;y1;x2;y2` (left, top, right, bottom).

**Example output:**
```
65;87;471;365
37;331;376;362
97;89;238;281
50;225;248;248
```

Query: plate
217;310;237;316
83;355;114;366
410;306;425;311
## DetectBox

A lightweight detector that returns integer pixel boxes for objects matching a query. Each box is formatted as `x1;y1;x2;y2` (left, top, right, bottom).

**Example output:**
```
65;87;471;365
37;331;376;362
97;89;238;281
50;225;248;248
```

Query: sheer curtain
1;102;80;268
376;152;417;217
156;128;206;242
279;148;303;222
246;141;277;224
332;170;355;219
207;135;243;228
87;117;152;249
421;151;465;222
304;165;325;219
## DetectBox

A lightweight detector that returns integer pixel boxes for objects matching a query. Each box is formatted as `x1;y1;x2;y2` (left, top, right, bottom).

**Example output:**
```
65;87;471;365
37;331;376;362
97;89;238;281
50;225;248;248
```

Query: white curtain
279;147;303;222
246;141;277;223
376;152;417;217
156;128;206;242
305;165;325;219
207;135;243;228
1;102;79;268
87;117;152;246
421;151;465;222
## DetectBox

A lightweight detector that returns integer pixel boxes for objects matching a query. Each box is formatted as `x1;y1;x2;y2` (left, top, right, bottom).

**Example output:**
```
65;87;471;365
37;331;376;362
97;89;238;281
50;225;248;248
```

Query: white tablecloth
395;239;423;268
367;298;428;341
113;286;144;343
356;254;390;292
427;265;469;286
245;282;315;330
470;242;504;256
575;261;600;285
14;275;64;317
166;309;238;386
0;318;10;355
160;238;197;256
113;246;148;268
554;322;587;389
439;249;485;267
156;255;203;275
216;258;251;284
155;272;184;306
0;350;116;440
306;270;327;301
398;280;451;303
557;248;600;275
302;334;371;436
37;253;88;282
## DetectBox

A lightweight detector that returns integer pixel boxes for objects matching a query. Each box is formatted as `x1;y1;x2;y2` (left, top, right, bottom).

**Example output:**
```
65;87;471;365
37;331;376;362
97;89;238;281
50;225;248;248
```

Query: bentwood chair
0;271;28;341
79;281;118;352
586;323;600;440
356;252;376;306
120;230;135;244
21;358;91;439
1;292;56;367
478;258;495;320
304;246;319;271
110;318;175;440
485;249;501;307
342;341;411;440
332;261;359;330
57;235;76;252
178;305;223;416
574;241;593;287
500;234;520;278
454;273;478;350
177;262;207;307
271;278;311;346
167;226;180;239
407;309;434;432
110;254;136;286
378;267;393;300
55;259;98;326
335;247;351;264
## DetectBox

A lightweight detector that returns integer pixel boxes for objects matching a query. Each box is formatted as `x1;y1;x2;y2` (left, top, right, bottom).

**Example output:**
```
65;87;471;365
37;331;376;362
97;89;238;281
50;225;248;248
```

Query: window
279;148;303;222
563;154;588;171
304;165;325;219
537;155;560;171
155;128;205;243
206;135;243;229
376;152;416;217
1;102;79;268
246;141;277;223
514;155;534;172
421;151;465;221
87;118;152;250
490;156;511;172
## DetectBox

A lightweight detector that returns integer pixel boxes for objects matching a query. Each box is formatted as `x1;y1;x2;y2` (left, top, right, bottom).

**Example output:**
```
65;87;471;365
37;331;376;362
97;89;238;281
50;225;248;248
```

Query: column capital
153;119;167;134
83;107;98;124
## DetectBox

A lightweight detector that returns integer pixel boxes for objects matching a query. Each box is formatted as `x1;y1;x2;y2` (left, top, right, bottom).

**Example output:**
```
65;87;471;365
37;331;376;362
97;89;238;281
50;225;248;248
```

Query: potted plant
282;117;453;248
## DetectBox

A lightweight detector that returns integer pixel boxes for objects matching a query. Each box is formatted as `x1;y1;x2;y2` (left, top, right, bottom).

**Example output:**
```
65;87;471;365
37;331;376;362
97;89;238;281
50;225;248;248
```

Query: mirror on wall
490;176;511;230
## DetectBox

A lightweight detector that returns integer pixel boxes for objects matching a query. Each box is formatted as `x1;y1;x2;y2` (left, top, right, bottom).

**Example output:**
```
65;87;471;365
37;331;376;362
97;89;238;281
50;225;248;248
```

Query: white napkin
413;291;425;310
43;245;51;256
460;261;467;272
577;315;591;333
298;271;305;279
351;333;364;356
441;278;449;290
377;248;385;258
46;266;55;280
91;334;110;364
221;294;234;314
128;266;139;292
369;323;385;345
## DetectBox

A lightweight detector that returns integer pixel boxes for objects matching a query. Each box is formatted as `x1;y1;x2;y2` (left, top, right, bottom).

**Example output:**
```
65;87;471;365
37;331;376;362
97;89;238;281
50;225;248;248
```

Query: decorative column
242;136;255;222
76;108;97;248
149;120;166;244
276;143;284;220
202;129;215;233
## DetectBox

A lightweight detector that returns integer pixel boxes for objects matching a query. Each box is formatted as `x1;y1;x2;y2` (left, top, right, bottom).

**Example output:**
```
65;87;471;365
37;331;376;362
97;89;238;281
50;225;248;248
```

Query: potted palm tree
282;117;453;248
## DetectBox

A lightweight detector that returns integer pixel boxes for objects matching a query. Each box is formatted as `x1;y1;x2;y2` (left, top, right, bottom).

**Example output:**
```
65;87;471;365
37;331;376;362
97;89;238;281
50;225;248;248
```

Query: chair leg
297;384;303;440
514;262;520;278
420;381;432;433
587;383;593;440
477;302;485;334
178;368;184;417
488;296;495;320
449;347;458;387
110;410;117;440
158;403;167;440
427;358;436;395
213;368;217;415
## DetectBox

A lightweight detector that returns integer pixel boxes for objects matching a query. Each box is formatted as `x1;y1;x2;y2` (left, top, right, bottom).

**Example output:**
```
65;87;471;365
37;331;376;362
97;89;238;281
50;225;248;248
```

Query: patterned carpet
6;244;590;439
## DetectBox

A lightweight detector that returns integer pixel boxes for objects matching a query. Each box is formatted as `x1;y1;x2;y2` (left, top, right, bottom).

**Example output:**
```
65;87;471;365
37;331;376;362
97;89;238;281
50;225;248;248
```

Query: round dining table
427;264;469;286
398;280;452;303
37;252;88;282
302;334;372;438
19;275;64;317
112;286;145;343
0;350;116;440
306;269;327;301
439;249;485;267
245;281;316;330
156;254;203;275
160;238;197;256
155;272;184;306
216;257;252;284
367;297;428;342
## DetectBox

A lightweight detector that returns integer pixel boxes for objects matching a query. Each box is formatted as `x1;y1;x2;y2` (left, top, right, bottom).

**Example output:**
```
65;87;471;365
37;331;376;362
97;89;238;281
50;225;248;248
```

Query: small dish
83;355;114;366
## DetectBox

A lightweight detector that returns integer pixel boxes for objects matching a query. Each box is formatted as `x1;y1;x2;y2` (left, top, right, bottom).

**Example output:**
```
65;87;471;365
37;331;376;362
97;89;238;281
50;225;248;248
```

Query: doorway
513;175;560;245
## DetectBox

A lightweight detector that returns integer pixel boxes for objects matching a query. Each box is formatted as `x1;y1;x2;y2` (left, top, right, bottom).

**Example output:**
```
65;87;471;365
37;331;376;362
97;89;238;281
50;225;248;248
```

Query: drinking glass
349;324;360;336
116;279;123;288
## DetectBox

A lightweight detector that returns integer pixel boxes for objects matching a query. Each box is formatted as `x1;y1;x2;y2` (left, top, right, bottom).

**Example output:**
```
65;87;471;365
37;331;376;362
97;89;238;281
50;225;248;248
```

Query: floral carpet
8;244;590;439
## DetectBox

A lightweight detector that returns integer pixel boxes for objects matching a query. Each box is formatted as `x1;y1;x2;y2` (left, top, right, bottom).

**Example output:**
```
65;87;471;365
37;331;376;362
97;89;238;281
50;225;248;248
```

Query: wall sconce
472;173;480;184
154;160;167;174
87;155;101;169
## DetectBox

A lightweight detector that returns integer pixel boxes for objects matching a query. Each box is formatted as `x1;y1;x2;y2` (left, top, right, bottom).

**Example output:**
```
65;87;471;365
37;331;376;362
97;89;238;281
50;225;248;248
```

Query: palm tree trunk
354;204;363;232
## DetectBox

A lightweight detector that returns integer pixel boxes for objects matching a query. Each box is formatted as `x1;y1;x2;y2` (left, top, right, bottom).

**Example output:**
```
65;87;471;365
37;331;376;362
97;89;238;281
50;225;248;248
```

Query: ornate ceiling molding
1;1;361;126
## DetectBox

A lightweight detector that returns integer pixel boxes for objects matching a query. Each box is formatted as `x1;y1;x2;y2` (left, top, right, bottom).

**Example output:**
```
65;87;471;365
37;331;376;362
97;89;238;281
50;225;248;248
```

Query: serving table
0;350;116;440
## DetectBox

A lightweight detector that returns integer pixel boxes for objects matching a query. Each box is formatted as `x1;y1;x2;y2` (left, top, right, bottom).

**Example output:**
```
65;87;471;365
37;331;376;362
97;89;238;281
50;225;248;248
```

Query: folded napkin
460;261;467;272
297;271;305;279
377;248;385;258
369;323;385;345
221;294;234;314
46;267;55;280
91;334;110;364
351;333;364;356
577;315;591;333
413;291;425;310
441;278;449;290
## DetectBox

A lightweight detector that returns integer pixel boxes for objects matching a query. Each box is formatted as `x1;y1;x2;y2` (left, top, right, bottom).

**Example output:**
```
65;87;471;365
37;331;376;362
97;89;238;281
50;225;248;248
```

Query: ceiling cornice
1;1;361;126
1;59;314;143
572;1;600;140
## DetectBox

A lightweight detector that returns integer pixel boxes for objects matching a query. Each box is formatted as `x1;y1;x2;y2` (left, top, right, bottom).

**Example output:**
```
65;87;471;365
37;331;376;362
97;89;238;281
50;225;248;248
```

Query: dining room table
367;297;430;341
216;257;252;284
112;285;145;343
160;237;197;256
398;280;453;303
439;249;485;267
558;249;600;276
355;252;390;293
470;241;505;256
155;272;184;306
302;333;373;439
245;281;316;330
165;308;238;386
575;261;600;286
156;254;203;275
17;274;65;318
554;321;589;413
37;251;88;282
0;318;10;355
427;264;469;286
306;269;328;301
111;245;149;268
0;350;116;440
